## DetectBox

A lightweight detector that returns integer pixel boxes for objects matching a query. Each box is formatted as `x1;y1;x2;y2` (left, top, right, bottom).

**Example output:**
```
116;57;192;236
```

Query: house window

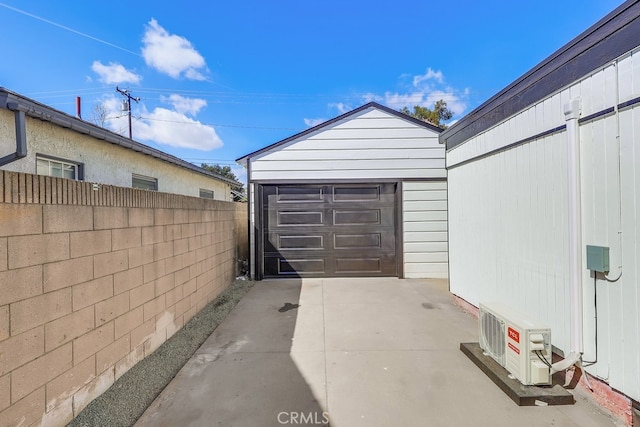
199;189;214;199
132;174;158;191
36;155;83;180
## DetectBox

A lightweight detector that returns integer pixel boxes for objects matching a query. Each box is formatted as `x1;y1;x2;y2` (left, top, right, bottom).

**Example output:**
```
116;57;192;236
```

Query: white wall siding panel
282;139;436;151
405;242;448;253
251;108;444;181
403;200;448;212
306;127;436;140
448;132;571;354
404;263;448;276
404;211;447;222
251;158;445;173
260;148;443;160
405;252;448;263
404;231;448;243
403;181;448;279
448;53;640;401
619;105;640;400
617;48;640;104
404;221;447;232
251;168;446;181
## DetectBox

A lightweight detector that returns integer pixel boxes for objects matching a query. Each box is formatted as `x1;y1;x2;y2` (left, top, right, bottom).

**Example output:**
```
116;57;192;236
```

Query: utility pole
116;86;140;139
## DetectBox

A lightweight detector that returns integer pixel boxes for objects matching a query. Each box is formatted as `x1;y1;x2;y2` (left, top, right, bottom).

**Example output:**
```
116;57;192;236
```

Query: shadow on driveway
135;279;327;427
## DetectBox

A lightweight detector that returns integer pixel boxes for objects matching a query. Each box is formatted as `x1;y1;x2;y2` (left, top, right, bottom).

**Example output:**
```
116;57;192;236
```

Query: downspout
0;101;27;166
551;98;585;375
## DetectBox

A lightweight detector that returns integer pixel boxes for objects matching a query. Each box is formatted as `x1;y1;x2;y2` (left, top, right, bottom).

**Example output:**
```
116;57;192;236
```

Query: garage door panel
262;183;397;277
334;233;382;249
268;257;326;275
277;211;324;226
275;186;324;202
265;254;396;276
335;254;396;275
333;209;381;225
332;185;381;201
335;257;382;273
277;235;325;250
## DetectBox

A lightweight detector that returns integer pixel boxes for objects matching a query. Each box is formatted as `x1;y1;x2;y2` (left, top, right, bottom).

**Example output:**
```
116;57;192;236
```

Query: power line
102;114;300;131
137;116;300;130
27;85;359;103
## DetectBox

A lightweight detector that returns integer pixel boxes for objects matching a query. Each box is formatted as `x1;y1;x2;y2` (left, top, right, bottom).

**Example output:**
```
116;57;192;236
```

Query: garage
262;183;397;277
237;102;448;280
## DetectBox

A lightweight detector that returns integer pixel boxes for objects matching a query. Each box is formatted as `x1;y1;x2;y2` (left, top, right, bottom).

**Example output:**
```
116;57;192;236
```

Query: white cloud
135;107;222;150
328;102;351;114
304;118;326;127
413;67;444;86
362;93;383;103
98;95;222;151
303;102;354;128
161;94;207;116
142;18;208;80
366;67;469;119
423;90;468;116
91;61;141;85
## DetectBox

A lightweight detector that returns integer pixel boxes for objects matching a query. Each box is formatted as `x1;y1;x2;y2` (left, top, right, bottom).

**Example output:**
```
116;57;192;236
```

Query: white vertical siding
403;181;448;279
618;103;640;401
448;132;571;350
250;108;444;181
448;48;640;401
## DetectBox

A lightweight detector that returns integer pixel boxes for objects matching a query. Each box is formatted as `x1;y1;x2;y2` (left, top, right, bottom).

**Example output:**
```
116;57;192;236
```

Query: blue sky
0;0;624;183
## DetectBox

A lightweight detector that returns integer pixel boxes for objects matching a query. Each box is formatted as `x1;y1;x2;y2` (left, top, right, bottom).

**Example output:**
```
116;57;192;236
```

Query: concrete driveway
135;278;618;427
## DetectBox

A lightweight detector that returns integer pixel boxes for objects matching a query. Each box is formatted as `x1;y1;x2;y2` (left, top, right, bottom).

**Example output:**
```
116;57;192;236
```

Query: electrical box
586;245;609;272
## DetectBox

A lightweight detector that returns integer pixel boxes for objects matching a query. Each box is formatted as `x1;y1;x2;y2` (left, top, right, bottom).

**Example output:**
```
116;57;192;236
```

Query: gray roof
440;0;640;150
0;87;239;186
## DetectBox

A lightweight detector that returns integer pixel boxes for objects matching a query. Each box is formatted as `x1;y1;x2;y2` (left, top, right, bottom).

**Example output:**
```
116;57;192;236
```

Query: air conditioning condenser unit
479;302;552;386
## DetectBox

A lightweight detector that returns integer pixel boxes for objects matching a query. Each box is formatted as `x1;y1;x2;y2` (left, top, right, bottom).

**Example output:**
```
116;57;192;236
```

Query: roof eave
0;87;235;186
236;101;443;163
440;0;640;150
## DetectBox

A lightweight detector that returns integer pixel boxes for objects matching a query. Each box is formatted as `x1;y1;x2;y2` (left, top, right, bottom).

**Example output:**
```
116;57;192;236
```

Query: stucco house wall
0;88;234;201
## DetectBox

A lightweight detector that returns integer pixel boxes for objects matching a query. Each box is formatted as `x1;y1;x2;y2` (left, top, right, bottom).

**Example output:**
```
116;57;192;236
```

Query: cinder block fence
0;171;247;427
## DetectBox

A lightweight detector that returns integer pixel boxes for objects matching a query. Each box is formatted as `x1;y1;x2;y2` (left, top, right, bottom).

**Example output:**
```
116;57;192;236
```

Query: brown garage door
261;183;397;277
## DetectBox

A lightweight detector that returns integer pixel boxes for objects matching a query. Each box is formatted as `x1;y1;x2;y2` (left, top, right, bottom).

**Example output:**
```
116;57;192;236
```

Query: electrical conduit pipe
551;98;584;375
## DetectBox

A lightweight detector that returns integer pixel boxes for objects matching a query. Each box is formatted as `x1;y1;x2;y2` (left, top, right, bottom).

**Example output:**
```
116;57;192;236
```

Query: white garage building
441;0;640;410
238;102;448;280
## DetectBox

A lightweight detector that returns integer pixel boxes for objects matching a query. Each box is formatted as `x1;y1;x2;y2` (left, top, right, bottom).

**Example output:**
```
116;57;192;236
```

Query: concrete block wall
0;170;247;427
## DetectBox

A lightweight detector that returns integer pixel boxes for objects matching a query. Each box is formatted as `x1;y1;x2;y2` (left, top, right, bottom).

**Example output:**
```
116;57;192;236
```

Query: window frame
35;154;84;180
199;188;215;199
132;174;158;191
